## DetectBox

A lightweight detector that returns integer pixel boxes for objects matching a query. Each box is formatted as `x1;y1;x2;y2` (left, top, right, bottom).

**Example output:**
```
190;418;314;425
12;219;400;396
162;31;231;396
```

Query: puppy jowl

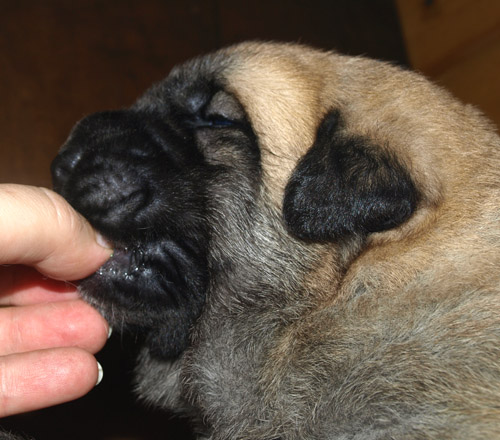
48;42;500;440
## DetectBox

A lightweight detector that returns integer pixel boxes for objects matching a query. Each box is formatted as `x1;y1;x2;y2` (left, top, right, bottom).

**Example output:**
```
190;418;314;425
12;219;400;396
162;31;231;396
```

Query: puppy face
52;42;500;438
52;42;419;357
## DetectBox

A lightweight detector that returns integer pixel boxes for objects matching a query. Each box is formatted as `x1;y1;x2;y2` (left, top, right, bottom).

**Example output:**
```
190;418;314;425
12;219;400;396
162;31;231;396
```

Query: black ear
283;111;419;242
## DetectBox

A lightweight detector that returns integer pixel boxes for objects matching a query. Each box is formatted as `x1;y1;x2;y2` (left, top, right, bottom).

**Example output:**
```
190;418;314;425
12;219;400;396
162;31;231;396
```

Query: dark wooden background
1;1;407;439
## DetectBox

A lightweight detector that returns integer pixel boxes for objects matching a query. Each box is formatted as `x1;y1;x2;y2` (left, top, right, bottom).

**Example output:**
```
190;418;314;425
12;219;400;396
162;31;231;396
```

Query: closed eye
189;115;241;129
206;115;238;127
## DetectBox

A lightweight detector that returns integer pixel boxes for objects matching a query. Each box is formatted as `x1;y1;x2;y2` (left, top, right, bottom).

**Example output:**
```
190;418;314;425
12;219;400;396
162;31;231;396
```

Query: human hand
0;184;112;417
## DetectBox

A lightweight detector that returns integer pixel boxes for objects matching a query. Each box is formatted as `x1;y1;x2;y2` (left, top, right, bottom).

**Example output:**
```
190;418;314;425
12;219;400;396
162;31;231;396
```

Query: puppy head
51;41;498;358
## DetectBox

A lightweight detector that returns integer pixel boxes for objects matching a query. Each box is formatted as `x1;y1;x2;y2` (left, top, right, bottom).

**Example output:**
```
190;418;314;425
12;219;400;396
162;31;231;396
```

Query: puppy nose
51;148;81;192
51;110;160;238
52;110;144;192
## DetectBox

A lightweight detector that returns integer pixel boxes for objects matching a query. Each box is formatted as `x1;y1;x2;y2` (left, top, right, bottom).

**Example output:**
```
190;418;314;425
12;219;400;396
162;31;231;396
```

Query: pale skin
0;184;112;417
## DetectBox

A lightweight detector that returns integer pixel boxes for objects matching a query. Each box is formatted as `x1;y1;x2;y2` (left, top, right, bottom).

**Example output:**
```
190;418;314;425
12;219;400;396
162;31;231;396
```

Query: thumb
0;184;112;280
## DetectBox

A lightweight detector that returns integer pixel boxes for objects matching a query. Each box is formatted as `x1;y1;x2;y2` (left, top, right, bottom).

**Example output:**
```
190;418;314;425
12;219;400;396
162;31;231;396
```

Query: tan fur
229;42;500;437
223;41;500;300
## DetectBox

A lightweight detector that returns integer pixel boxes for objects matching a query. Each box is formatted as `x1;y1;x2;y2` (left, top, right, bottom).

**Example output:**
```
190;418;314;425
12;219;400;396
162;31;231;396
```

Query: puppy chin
78;239;208;359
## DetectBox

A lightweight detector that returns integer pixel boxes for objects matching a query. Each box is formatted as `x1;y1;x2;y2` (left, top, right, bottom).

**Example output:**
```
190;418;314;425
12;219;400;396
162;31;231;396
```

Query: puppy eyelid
188;114;239;129
206;115;238;127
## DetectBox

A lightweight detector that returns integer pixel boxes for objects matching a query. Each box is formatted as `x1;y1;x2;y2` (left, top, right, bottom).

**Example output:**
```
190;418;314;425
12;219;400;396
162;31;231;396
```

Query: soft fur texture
47;42;500;439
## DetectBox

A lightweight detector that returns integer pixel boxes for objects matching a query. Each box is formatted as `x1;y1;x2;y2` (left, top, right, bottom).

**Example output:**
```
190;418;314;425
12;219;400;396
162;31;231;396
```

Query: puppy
49;42;500;439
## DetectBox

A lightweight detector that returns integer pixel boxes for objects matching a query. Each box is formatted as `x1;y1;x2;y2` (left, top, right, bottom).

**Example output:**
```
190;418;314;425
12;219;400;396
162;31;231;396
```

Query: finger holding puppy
0;183;111;419
0;184;112;281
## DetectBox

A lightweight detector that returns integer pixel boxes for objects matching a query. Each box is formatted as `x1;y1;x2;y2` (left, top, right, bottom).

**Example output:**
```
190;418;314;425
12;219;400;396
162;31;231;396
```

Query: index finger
0;184;112;280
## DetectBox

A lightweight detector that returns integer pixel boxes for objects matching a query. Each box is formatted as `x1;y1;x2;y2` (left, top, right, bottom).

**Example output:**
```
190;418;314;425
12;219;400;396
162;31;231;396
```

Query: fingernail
107;326;113;339
96;362;104;386
95;232;112;250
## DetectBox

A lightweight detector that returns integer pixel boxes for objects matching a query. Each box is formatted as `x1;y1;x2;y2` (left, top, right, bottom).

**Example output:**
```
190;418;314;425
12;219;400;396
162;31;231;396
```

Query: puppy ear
283;111;419;242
